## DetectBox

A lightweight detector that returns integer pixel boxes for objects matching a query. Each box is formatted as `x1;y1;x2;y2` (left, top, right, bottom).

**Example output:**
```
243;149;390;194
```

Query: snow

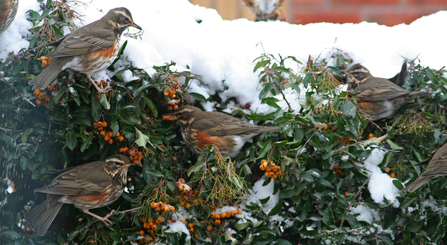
164;221;191;241
349;203;380;224
358;148;401;207
246;176;279;211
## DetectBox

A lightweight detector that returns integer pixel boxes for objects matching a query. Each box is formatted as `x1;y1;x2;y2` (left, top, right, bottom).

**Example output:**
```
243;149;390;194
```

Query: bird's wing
48;29;116;58
35;162;113;196
356;82;410;102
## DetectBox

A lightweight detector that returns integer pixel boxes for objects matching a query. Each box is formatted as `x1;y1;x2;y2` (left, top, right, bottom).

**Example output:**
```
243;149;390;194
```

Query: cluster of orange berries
384;167;396;178
210;207;242;226
166;100;179;111
315;123;328;132
175;178;203;208
47;82;59;92
33;87;50;107
333;165;346;178
150;201;175;213
368;133;377;140
119;147;143;164
93;121;125;145
259;159;282;179
136;217;160;244
187;222;199;238
338;136;353;144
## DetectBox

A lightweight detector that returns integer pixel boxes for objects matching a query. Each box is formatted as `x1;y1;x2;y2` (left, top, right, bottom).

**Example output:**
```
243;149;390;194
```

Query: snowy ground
1;0;445;232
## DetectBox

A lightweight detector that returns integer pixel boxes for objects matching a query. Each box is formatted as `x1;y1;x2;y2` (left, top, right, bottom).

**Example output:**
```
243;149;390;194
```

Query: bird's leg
86;75;111;94
81;209;114;226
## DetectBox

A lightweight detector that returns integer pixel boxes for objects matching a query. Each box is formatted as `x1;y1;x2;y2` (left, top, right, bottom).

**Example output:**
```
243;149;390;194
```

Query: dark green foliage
2;2;447;245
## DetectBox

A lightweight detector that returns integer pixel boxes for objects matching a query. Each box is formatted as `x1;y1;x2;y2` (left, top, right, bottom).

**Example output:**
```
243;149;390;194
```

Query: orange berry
231;210;237;216
104;135;110;141
163;90;169;96
215;219;221;225
174;105;178;110
107;139;113;144
33;87;40;95
45;95;50;102
35;99;42;105
215;214;221;219
139;230;145;235
385;167;390;173
102;122;107;127
97;122;103;127
115;132;120;137
167;106;173;111
133;159;139;164
38;93;45;100
390;173;396;178
207;225;212;231
345;192;349;196
100;131;106;137
93;122;98;128
107;131;113;137
119;136;124;142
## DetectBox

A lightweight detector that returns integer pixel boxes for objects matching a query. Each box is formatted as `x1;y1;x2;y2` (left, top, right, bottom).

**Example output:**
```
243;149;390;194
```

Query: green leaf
146;169;164;178
144;97;158;118
187;162;205;177
21;128;33;143
111;120;119;135
322;206;334;226
406;225;421;232
234;222;250;231
340;100;356;118
99;93;110;109
258;141;273;158
392;180;404;190
135;128;151;148
67;230;79;240
386;139;403;150
275;239;293;245
188;92;207;102
66;131;76;151
400;197;415;209
268;202;283;216
80;134;94;152
91;96;101;121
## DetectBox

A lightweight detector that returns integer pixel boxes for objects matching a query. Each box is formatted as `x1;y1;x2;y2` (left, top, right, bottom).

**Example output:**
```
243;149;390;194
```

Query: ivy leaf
135;128;151;148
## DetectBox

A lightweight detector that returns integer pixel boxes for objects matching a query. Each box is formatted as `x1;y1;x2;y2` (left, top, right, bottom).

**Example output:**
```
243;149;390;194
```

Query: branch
339;175;371;228
273;81;293;112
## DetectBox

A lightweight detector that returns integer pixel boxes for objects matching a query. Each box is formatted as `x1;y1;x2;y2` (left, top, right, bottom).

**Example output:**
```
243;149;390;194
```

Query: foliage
2;1;447;245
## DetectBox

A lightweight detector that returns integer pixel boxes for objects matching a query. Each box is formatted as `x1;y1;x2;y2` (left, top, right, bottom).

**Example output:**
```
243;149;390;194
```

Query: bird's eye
125;17;130;22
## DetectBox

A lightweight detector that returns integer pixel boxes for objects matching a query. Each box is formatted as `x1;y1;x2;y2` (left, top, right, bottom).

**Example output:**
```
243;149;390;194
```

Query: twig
0;75;36;107
273;81;293;112
295;130;316;164
339;175;371;228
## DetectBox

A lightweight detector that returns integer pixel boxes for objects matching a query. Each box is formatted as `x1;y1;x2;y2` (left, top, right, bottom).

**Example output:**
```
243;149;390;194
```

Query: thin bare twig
273;81;293;112
339;175;371;228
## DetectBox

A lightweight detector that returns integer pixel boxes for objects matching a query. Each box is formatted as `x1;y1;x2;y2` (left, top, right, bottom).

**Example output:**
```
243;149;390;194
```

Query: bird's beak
131;22;142;30
163;113;178;121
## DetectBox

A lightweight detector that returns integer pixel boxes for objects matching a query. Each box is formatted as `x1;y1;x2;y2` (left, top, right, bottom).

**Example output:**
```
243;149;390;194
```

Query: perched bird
388;62;408;87
345;64;428;120
402;143;447;193
163;105;281;158
0;0;18;34
25;154;133;236
28;7;141;93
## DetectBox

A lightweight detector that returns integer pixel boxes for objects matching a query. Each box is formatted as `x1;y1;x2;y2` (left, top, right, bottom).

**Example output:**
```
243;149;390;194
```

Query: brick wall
292;0;447;26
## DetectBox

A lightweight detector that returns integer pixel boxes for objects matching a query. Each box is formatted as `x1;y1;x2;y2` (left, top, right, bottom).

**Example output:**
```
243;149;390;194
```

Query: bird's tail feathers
401;176;432;193
28;61;65;89
24;195;63;236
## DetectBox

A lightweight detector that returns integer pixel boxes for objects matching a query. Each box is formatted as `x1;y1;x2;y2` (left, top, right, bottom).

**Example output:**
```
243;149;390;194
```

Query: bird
25;154;133;236
163;105;281;158
388;62;408;87
0;0;19;34
28;7;141;93
402;143;447;193
345;63;429;120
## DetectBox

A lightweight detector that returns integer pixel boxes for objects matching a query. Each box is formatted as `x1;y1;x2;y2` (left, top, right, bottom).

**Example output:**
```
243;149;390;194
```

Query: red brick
333;0;399;5
368;12;430;26
294;0;324;5
408;0;447;5
294;11;362;24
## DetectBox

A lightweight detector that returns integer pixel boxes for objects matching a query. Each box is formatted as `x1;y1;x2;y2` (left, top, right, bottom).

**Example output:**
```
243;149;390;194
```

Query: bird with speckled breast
163;105;281;158
28;7;141;93
25;154;133;236
345;63;429;120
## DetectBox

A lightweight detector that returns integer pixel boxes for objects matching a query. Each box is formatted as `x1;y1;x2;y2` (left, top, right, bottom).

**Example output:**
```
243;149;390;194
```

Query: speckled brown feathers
28;7;141;93
25;154;132;236
164;105;281;157
402;143;447;193
346;63;429;120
